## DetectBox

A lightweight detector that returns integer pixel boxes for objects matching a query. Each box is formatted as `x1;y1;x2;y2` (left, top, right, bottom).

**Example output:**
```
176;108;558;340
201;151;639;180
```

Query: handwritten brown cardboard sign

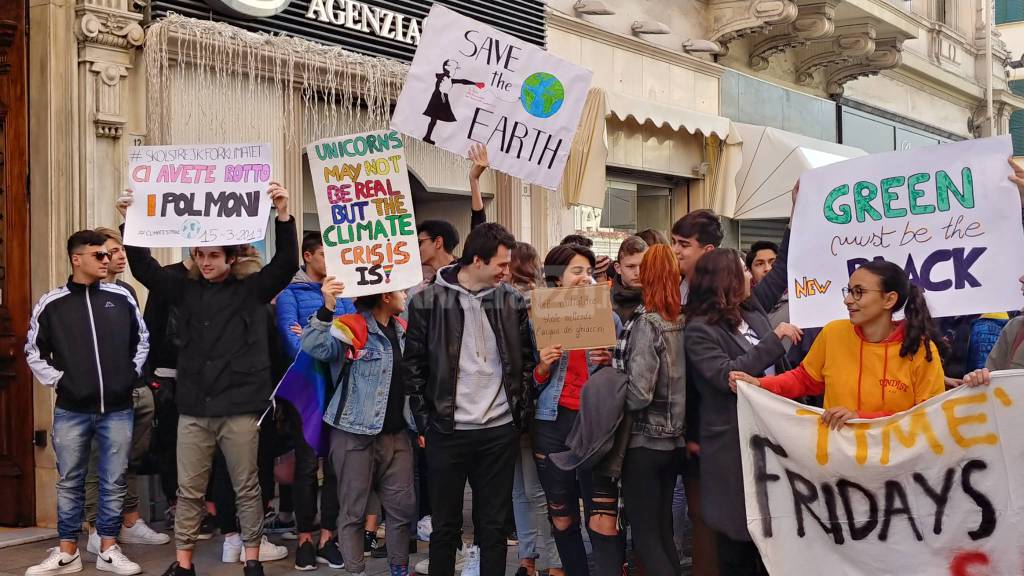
529;283;616;350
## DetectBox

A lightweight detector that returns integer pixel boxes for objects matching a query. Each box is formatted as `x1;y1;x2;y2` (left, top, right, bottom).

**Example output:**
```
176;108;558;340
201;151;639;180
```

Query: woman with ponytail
731;260;947;430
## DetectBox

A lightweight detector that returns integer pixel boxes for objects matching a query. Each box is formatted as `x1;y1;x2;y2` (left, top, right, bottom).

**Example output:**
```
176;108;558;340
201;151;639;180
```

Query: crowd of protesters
23;153;1024;576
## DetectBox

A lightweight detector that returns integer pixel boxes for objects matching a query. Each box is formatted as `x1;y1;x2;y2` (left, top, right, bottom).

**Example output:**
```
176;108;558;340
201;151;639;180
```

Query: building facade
1;0;1020;528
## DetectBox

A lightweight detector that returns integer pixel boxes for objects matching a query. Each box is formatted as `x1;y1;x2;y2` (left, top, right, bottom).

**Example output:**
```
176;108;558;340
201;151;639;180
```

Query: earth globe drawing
520;72;565;119
180;219;202;240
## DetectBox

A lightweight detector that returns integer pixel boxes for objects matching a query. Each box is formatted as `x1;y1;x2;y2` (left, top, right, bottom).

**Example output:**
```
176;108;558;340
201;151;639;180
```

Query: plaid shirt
613;305;645;371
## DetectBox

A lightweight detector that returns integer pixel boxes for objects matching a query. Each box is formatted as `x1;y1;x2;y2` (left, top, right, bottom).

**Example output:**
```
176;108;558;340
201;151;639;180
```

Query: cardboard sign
737;371;1024;575
125;143;273;247
305;130;422;298
530;284;616;350
789;136;1024;328
390;4;593;190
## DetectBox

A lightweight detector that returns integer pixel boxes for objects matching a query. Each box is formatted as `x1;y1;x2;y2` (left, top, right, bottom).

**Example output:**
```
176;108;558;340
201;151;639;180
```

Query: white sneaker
229;535;288;563
120;519;171;545
416;516;432;542
460;546;480;576
86;531;101;556
95;545;142;576
414;546;466;575
223;537;243;564
25;548;83;576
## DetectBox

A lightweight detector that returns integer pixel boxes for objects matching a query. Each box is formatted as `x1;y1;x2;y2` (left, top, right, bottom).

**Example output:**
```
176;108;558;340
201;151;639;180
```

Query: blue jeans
513;432;560;570
53;408;133;542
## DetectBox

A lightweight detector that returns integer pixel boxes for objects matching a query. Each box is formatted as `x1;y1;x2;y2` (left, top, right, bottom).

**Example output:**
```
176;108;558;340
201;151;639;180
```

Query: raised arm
469;143;488;229
249;183;300;303
300;277;347;363
753;181;797;312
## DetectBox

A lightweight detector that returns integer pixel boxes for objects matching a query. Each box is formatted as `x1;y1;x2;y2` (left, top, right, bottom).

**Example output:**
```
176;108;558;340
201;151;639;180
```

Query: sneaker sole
27;562;84;576
316;559;345;569
293;564;318;571
95;562;141;576
119;536;171;545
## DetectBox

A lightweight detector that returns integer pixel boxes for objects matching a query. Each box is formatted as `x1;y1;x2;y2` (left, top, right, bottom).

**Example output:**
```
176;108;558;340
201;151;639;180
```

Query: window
1011;81;1024;156
997;0;1024;24
570;176;675;258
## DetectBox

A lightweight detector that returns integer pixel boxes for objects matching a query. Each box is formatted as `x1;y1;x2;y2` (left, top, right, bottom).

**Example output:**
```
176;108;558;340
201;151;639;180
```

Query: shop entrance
0;0;35;526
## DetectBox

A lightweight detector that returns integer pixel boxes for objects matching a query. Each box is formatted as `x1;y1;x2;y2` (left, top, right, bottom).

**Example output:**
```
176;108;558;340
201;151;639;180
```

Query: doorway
0;0;35;526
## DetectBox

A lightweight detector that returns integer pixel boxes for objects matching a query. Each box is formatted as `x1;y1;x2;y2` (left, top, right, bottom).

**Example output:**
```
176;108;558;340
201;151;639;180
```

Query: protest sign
390;4;593;190
737;371;1024;576
530;284;616;350
125;143;273;247
788;136;1024;328
305;130;422;298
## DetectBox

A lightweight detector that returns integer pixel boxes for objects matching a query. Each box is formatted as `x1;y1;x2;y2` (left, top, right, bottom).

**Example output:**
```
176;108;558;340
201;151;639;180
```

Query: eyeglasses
77;251;112;262
418;236;431;246
842;286;884;301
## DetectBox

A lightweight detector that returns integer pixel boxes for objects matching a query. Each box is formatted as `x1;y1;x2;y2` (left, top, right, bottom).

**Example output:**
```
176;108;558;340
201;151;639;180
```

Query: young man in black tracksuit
25;230;149;576
403;223;536;576
117;183;299;576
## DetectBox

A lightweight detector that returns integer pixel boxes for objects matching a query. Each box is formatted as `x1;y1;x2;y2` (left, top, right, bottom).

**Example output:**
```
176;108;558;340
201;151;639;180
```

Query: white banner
789;136;1024;328
305;130;422;298
390;4;593;190
738;371;1024;576
125;143;273;247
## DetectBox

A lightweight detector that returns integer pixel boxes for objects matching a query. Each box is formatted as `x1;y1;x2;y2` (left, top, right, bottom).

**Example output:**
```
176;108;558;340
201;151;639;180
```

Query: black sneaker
294;541;317;571
197;515;217;540
242;560;264;576
370;537;387;559
161;562;195;576
264;515;296;535
316;541;344;569
507;531;519;546
514;568;529;576
363;531;375;557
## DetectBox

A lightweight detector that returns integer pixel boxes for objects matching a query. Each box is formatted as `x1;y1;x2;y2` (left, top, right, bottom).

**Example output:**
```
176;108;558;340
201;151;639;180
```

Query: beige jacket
986;316;1024;370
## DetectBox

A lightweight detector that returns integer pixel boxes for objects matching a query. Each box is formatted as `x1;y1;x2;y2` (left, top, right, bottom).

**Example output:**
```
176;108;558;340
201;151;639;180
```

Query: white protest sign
789;136;1024;328
306;130;422;298
738;372;1024;576
125;143;273;247
390;4;593;190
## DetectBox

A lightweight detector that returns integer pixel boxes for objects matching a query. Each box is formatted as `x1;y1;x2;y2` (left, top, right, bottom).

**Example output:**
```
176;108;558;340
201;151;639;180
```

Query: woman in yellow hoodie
730;260;947;430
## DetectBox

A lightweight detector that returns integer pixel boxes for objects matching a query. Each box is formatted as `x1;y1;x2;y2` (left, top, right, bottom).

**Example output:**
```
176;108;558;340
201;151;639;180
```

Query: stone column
75;0;144;230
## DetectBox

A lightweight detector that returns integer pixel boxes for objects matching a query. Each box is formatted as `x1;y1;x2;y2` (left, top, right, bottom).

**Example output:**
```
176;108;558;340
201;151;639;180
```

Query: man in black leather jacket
403;222;535;576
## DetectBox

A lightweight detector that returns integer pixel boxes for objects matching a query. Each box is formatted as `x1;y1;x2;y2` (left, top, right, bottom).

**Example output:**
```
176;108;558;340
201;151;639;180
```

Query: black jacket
26;279;148;413
403;265;536;434
125;217;299;417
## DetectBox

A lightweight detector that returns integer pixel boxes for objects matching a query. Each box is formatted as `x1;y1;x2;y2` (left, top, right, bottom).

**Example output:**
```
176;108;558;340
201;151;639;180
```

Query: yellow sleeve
913;342;946;405
800;322;831;381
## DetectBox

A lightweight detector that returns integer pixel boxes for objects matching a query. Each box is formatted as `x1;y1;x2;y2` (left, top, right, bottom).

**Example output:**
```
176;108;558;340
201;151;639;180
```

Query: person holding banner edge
117;183;299;576
729;260;949;429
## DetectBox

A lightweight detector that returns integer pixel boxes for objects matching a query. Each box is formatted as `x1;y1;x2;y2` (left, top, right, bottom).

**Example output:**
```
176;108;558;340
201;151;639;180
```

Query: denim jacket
300;310;410;435
534;350;597;421
624;312;686;438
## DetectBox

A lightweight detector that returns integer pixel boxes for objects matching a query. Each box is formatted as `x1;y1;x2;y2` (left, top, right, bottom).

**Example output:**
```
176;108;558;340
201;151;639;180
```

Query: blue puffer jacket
275;269;355;359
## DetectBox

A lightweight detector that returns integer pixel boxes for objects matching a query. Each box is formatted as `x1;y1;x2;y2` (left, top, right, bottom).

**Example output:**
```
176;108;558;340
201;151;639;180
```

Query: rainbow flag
273;351;330;456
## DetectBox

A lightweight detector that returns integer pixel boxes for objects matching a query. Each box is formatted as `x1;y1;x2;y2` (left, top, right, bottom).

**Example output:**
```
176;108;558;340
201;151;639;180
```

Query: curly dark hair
683;248;747;331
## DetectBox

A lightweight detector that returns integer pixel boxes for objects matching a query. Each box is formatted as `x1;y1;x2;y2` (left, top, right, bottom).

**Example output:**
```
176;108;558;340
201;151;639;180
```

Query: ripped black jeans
533;407;618;576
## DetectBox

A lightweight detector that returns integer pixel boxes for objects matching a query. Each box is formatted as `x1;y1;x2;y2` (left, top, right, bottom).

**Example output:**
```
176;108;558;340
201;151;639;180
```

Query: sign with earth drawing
390;4;593;189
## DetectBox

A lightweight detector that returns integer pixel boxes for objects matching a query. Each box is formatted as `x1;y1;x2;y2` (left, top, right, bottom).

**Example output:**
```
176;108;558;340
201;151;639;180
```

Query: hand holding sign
321;276;346;312
1008;156;1024;204
267;182;290;220
728;371;761;393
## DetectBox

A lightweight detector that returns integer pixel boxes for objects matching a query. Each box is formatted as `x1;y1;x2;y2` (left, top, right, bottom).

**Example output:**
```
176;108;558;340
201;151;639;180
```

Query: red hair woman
599;245;688;574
